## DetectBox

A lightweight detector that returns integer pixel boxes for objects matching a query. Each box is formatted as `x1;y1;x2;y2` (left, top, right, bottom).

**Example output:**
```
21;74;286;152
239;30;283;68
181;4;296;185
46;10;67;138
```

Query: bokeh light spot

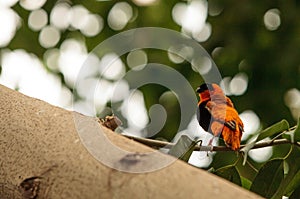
191;55;212;75
121;90;149;130
284;88;300;120
168;45;194;64
189;151;213;168
284;88;300;108
0;7;20;47
193;22;211;42
50;3;71;30
229;72;248;96
172;0;208;38
44;48;60;72
240;110;261;141
127;50;148;71
70;5;89;30
58;39;87;87
0;0;18;7
220;76;231;95
111;80;130;102
80;14;103;37
28;9;48;31
94;79;113;109
99;53;125;80
132;0;157;6
39;26;60;48
264;8;281;31
20;0;47;10
108;2;133;30
0;49;72;108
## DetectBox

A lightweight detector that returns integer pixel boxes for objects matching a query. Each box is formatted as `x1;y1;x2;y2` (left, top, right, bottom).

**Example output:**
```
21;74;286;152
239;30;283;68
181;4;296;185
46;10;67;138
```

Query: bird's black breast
197;102;211;132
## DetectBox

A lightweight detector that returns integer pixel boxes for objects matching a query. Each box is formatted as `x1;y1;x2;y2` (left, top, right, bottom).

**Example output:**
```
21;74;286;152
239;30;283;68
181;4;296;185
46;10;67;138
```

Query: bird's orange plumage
196;83;244;151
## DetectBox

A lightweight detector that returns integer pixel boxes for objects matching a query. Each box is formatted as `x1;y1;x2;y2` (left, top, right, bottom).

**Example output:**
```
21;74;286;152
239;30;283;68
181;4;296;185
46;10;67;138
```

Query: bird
196;83;244;151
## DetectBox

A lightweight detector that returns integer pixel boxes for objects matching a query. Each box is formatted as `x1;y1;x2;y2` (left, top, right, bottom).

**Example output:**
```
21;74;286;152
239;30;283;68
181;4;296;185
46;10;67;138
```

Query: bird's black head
196;83;214;93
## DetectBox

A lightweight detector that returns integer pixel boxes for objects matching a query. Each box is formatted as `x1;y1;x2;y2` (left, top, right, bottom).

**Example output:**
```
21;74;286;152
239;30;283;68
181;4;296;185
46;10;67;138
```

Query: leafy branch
99;116;300;152
101;116;300;198
122;120;300;152
123;134;295;152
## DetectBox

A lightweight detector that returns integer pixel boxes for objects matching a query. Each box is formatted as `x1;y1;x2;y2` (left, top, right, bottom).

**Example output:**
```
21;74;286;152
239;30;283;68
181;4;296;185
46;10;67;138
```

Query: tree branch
1;85;262;199
123;134;294;152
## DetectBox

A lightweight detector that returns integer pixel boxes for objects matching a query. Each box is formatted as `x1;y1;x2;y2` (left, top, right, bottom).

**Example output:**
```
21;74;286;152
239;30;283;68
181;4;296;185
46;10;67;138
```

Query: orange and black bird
196;83;244;151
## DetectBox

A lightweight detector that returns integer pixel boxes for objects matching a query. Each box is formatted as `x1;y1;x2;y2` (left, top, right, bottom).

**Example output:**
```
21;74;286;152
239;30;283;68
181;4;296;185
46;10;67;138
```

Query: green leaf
241;120;289;165
250;159;284;198
257;120;289;142
214;165;242;186
271;146;300;199
241;176;252;190
283;118;300;143
284;169;300;197
207;167;216;173
168;135;197;162
282;130;295;143
290;185;300;199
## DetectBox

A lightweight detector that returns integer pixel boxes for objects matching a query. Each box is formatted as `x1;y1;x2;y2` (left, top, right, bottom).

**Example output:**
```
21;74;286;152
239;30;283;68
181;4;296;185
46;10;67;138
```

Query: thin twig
123;135;173;149
123;134;294;152
271;126;297;143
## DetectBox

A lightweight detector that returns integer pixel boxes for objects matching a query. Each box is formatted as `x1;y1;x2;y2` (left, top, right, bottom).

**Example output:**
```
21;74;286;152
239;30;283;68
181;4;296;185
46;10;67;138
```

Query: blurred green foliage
7;0;300;127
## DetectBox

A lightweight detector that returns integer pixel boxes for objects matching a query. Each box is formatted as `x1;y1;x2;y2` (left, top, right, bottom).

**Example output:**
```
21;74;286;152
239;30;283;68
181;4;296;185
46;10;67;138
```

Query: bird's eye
201;83;210;90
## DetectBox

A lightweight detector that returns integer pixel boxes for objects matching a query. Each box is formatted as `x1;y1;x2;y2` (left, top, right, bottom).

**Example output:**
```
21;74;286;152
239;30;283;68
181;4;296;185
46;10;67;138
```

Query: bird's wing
207;103;244;131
